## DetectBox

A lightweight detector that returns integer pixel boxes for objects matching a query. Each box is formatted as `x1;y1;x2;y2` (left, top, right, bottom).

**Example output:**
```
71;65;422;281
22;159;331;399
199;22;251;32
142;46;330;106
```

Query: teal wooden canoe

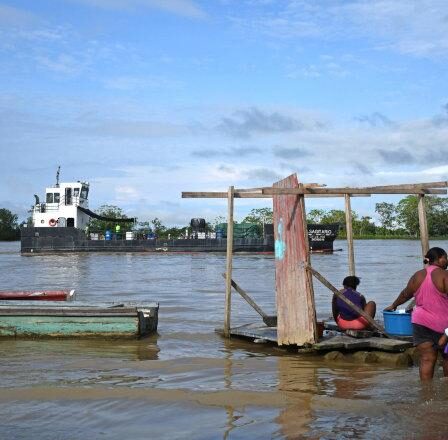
0;301;158;338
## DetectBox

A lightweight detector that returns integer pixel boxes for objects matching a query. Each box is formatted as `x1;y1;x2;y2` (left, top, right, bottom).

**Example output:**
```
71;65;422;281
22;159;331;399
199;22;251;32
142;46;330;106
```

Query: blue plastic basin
383;311;413;336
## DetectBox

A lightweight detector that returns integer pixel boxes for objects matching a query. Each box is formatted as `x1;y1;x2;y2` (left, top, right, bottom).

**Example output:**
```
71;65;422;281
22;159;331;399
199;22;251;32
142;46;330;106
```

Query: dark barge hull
20;225;338;254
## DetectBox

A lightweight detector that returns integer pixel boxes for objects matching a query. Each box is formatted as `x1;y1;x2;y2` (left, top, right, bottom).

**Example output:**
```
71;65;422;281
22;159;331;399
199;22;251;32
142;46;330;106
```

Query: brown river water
1;240;448;439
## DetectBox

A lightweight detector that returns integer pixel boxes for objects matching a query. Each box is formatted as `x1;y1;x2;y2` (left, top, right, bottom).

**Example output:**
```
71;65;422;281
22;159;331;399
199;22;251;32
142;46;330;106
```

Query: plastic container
105;230;112;241
383;310;413;336
125;231;134;240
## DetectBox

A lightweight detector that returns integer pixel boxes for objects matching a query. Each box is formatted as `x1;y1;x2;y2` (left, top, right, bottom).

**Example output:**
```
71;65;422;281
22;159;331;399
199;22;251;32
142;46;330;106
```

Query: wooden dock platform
218;323;413;353
0;301;159;338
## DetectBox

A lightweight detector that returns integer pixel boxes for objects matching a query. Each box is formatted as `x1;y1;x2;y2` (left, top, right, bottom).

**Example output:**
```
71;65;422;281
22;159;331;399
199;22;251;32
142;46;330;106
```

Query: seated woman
332;276;376;330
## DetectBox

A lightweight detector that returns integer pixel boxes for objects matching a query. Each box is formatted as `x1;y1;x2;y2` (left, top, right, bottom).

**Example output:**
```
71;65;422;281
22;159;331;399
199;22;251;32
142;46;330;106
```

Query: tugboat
30;167;91;230
20;169;338;254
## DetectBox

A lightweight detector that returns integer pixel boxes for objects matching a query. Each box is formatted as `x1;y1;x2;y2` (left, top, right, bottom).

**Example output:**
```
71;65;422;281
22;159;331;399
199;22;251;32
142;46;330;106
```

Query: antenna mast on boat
56;166;61;188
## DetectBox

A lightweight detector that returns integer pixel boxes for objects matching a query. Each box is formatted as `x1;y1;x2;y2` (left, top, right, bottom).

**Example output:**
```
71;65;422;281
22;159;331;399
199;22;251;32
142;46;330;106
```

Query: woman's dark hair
343;276;360;289
424;247;447;265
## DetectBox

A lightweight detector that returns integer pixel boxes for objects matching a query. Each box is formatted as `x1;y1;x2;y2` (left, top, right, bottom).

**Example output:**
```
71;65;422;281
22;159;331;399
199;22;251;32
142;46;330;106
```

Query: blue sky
1;0;448;225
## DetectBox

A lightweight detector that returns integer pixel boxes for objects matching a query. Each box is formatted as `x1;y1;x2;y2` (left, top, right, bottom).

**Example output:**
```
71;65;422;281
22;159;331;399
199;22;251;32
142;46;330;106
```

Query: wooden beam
183;181;448;199
344;194;355;276
222;274;267;317
224;186;234;337
182;191;371;199
262;187;447;195
234;183;325;192
221;274;276;326
372;181;448;190
306;264;388;337
273;174;316;346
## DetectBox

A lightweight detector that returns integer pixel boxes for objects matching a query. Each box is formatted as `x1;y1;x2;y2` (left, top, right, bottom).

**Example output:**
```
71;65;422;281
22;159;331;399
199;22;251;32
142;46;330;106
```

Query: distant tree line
304;195;448;238
0;208;21;241
2;195;448;241
232;195;448;239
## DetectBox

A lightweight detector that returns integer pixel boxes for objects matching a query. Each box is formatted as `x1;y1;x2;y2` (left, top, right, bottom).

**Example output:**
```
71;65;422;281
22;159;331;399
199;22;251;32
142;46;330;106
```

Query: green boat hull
0;302;158;339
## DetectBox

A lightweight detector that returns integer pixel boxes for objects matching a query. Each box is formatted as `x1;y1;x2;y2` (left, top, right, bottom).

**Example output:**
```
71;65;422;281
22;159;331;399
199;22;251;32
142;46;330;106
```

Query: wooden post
224;186;234;337
344;194;355;276
299;183;317;339
406;195;430;313
273;174;316;345
418;194;429;257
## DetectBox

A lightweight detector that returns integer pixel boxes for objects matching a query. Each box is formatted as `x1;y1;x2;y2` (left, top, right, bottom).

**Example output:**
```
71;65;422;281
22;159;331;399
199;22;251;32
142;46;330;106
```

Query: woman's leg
417;342;438;380
364;301;376;318
442;356;448;377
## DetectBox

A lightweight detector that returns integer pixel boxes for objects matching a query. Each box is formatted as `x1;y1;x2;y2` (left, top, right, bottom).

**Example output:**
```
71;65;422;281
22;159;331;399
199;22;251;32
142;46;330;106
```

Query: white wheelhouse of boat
32;180;91;229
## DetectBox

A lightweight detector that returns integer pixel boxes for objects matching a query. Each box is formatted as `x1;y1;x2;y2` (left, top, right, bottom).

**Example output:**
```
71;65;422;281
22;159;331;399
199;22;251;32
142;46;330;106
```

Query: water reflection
275;356;315;438
223;343;235;440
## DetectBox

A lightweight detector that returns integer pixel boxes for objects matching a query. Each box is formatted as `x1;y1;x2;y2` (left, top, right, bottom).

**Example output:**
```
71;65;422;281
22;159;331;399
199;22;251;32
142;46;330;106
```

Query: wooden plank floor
219;323;413;353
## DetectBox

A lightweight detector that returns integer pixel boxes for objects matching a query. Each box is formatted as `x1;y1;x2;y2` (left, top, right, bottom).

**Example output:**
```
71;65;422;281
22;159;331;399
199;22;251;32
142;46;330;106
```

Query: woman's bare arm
384;273;419;311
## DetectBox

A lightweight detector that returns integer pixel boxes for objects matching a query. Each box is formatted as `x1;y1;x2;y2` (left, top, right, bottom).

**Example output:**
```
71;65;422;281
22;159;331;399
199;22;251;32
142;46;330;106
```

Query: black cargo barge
20;224;339;254
24;171;339;254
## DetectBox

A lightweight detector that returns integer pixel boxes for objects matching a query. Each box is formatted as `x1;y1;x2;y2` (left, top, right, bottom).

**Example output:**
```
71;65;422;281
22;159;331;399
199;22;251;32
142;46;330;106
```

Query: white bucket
125;231;135;240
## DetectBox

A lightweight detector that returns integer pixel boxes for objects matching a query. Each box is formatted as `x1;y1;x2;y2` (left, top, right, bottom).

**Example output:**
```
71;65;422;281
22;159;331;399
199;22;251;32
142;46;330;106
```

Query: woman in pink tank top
385;247;448;380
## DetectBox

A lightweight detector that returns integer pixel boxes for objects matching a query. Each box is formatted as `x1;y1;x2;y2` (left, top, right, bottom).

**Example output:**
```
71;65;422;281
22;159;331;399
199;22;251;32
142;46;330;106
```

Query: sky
1;0;448;225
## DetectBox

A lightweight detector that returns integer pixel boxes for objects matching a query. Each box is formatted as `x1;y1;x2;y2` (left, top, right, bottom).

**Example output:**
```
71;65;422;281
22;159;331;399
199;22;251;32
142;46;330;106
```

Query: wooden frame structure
182;179;447;344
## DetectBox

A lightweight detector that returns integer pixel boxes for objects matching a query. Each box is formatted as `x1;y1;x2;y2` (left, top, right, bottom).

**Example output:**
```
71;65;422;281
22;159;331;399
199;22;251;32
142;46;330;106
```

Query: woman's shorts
336;315;369;330
412;323;443;347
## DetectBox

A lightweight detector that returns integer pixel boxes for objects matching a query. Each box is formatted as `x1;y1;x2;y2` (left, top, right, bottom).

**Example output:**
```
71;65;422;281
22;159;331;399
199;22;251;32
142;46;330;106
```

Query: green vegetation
230;195;448;239
0;208;20;241
88;205;133;233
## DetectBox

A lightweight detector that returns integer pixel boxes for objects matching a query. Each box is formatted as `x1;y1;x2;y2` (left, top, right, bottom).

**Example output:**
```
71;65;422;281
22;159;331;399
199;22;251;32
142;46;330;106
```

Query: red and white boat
0;289;75;301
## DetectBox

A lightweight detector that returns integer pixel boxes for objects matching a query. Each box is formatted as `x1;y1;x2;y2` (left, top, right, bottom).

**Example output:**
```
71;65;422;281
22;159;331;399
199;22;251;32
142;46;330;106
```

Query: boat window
74;188;80;197
65;188;72;205
54;193;60;203
81;186;89;199
46;193;54;203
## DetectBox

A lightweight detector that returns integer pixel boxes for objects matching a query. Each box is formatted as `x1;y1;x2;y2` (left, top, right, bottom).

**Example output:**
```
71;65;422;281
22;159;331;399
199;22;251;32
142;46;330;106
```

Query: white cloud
0;4;37;26
34;53;82;75
2;92;448;224
233;0;448;57
103;75;183;91
67;0;207;19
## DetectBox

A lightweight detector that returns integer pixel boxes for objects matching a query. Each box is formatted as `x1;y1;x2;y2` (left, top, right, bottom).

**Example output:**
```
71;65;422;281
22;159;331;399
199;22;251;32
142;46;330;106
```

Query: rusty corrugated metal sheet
273;174;317;345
